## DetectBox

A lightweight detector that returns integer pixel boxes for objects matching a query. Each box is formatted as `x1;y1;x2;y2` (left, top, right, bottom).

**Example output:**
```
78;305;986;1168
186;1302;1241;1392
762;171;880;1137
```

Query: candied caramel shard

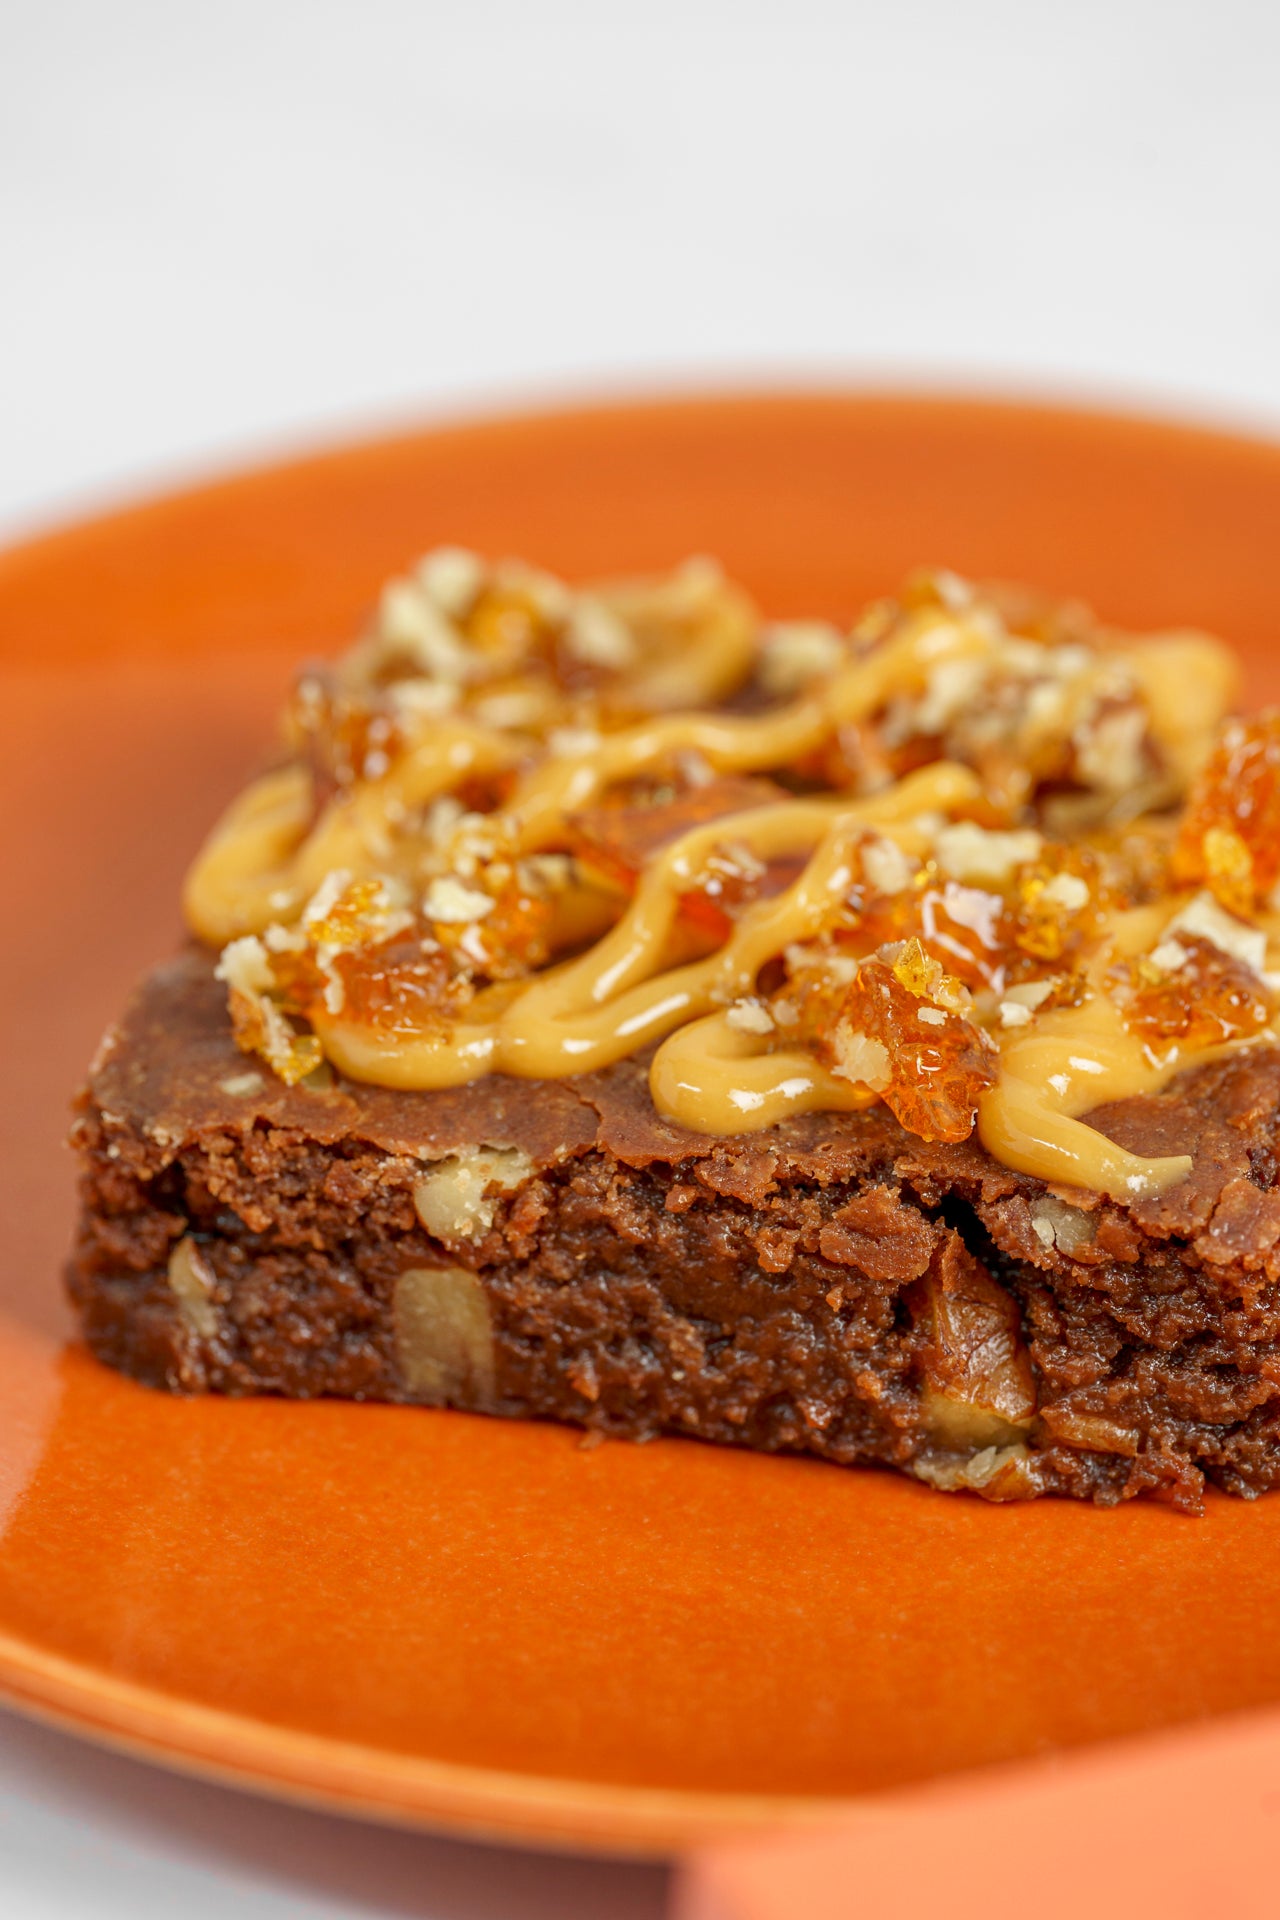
821;954;997;1145
1174;711;1280;912
1121;934;1271;1053
1012;853;1102;963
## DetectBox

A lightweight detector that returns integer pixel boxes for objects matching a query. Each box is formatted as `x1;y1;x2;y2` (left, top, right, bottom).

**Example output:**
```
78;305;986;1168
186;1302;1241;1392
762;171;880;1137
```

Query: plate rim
0;1627;860;1855
5;379;1280;584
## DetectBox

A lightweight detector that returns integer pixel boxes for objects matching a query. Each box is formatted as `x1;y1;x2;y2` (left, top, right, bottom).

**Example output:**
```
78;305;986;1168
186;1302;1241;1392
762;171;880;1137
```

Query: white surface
4;1;1280;1914
0;1708;668;1919
4;0;1280;544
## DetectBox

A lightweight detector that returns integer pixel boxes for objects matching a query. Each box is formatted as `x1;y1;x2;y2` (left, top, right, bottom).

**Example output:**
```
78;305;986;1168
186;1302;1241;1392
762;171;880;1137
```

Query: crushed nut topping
188;555;1270;1195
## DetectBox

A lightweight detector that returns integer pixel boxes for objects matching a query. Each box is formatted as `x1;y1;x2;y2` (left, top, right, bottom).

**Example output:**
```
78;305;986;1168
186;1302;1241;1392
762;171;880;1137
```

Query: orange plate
6;391;1280;1856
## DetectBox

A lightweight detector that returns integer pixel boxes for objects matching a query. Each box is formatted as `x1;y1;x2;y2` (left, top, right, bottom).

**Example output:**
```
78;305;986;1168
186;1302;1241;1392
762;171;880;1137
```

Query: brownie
66;554;1280;1511
69;948;1280;1514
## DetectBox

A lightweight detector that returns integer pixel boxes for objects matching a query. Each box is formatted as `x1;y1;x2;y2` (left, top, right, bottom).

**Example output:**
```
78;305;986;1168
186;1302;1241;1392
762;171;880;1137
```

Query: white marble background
3;0;1279;1913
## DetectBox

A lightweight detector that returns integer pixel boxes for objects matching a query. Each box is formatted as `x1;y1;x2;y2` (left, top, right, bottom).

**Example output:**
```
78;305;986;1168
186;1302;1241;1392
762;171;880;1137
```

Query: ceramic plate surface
5;393;1280;1852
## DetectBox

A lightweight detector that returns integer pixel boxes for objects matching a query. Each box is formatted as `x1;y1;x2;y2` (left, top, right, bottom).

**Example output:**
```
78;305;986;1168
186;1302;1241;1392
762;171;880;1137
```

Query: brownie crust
68;951;1280;1512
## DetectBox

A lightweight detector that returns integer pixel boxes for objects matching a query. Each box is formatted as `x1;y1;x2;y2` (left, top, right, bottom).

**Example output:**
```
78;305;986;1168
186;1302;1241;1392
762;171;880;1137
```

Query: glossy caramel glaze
182;547;1263;1200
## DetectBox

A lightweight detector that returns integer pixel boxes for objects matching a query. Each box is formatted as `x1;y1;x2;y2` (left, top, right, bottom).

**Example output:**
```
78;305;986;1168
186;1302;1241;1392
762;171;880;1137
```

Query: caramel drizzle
186;612;1010;941
185;584;1254;1203
312;763;977;1084
977;905;1272;1199
183;722;521;938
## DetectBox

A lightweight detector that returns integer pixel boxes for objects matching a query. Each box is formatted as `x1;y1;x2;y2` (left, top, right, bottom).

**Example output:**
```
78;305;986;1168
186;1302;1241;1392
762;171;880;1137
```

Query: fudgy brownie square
71;948;1280;1514
68;552;1280;1511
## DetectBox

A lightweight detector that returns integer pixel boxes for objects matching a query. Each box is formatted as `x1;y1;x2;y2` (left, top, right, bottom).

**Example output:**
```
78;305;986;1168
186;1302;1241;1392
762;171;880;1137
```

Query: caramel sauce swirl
189;553;1262;1205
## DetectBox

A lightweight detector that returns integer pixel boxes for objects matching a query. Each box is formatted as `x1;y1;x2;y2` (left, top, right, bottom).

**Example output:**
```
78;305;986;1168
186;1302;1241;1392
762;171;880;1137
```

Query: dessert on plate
69;549;1280;1511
